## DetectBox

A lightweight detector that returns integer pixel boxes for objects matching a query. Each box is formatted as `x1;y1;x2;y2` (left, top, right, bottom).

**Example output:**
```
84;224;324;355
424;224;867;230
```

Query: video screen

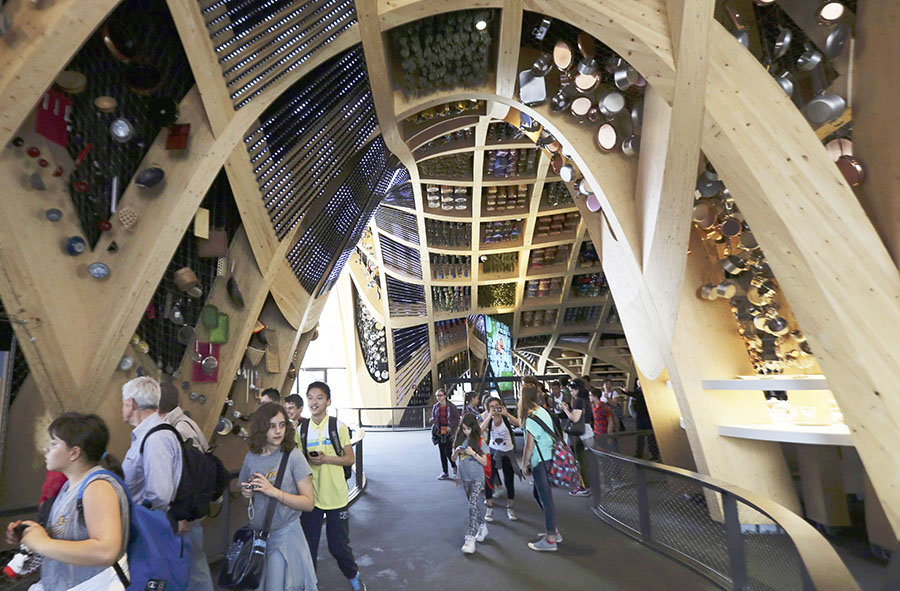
484;315;513;391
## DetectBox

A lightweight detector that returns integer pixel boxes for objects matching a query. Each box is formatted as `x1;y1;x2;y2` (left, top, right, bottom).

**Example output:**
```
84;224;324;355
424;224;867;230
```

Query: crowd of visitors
5;376;365;591
433;375;657;554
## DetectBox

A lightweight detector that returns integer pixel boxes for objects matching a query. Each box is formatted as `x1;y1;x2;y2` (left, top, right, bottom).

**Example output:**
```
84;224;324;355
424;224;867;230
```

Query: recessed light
475;19;487;31
817;2;845;24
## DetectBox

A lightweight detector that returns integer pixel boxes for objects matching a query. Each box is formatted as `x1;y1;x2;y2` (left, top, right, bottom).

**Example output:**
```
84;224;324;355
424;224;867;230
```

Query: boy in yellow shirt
298;382;366;591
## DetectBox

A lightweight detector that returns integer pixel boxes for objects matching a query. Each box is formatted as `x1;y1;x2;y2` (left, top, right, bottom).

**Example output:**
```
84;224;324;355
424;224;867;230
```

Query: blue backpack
76;470;190;591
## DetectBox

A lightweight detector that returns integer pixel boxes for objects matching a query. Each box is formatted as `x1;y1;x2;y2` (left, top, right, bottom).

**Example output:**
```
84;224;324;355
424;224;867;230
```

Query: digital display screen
484;315;513;390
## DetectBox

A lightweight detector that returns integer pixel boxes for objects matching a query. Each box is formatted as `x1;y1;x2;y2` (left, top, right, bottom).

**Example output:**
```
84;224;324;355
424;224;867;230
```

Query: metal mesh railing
587;444;859;591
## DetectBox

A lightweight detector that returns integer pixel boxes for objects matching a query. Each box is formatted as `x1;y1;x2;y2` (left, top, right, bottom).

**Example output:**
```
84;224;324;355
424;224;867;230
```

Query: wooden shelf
421;206;474;220
718;423;852;446
407;115;480;150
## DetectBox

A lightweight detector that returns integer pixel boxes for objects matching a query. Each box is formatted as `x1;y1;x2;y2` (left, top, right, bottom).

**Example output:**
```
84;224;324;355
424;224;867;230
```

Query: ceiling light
475;19;488;31
753;0;775;5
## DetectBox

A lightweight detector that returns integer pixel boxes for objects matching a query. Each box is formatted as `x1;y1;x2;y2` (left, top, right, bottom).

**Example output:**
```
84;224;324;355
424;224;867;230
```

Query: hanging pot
774;71;794;97
531;54;553;77
631;101;643;133
805;92;846;125
614;64;642;90
692;200;718;228
773;27;792;59
699;284;718;300
553;40;574;71
577;32;596;59
595;122;618;153
825;137;854;162
721;255;748;275
824;23;850;59
719;216;743;238
621;135;640;157
597;91;626;117
796;44;823;71
716;281;738;298
550;90;571;112
816;1;846;25
836;154;865;186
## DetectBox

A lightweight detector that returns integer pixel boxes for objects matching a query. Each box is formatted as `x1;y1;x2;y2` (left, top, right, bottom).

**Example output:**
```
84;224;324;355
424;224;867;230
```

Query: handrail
587;446;860;591
335;406;432;431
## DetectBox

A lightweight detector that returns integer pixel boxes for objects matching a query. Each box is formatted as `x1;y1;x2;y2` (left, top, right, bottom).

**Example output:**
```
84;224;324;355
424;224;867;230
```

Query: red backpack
528;415;579;490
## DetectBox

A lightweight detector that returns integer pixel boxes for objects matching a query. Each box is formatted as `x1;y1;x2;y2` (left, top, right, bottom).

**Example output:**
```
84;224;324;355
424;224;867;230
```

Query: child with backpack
4;413;130;590
452;413;489;554
297;382;366;591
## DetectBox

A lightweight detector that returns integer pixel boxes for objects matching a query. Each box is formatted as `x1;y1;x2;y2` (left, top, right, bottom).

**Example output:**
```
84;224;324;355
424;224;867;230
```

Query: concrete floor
307;430;719;591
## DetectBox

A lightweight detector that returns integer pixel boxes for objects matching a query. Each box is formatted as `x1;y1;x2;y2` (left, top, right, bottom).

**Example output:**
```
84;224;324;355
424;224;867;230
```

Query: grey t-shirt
456;440;487;482
41;468;130;591
239;448;312;531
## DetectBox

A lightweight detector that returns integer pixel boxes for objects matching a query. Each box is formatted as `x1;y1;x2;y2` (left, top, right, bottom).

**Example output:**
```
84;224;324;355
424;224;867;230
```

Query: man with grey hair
122;376;183;511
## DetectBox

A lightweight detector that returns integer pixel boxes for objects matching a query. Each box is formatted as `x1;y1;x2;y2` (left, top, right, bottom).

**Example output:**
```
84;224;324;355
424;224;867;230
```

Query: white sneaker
484;507;494;522
536;530;563;543
461;536;476;554
507;507;518;521
451;467;458;479
475;523;488;542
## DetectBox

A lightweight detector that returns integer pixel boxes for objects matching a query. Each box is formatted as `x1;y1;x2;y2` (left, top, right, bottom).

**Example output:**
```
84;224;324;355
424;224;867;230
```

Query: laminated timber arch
0;0;897;539
366;0;900;533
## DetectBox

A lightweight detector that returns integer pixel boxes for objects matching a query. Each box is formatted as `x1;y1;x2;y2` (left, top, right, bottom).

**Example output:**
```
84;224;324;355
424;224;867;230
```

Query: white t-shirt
488;419;514;452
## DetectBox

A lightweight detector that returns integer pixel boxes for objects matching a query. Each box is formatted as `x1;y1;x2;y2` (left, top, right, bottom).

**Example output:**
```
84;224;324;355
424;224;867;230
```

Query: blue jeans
531;460;556;534
300;506;358;580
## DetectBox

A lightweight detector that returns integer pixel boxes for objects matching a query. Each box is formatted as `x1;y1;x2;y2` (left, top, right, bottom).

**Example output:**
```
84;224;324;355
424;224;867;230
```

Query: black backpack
141;423;229;522
298;416;352;480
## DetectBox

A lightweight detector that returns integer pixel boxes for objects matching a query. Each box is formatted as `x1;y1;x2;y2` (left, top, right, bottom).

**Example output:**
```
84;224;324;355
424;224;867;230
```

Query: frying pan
836;155;865;186
102;19;141;62
553;41;574;71
123;63;162;95
825;137;853;162
577;33;596;58
773;28;792;59
595;123;618;152
570;96;592;120
824;23;850;59
574;73;600;93
724;2;750;48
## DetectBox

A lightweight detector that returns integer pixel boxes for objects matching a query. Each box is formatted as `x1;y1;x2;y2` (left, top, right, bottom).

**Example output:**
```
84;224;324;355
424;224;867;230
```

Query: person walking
519;384;560;552
158;382;214;591
298;382;367;591
628;380;660;461
481;397;521;521
239;403;318;590
560;378;593;497
429;389;460;480
453;414;489;554
5;413;130;591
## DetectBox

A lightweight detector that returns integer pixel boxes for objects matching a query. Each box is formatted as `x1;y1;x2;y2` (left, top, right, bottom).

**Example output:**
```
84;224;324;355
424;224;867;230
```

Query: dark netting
63;0;195;247
285;137;401;295
478;283;515;308
374;205;419;244
135;169;242;375
389;9;498;98
0;299;30;404
437;351;469;384
198;0;358;109
247;45;377;238
393;324;431;405
408;373;432;407
353;283;388;382
385;275;426;317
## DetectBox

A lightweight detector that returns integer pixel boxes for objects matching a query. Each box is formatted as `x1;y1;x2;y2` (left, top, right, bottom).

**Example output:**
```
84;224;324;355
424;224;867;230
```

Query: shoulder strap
529;413;562;442
140;423;184;454
328;416;343;457
75;469;132;587
261;452;291;536
298;418;310;457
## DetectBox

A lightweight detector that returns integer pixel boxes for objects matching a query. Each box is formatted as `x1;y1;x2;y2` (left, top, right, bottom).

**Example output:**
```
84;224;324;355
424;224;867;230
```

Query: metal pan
824;23;850;59
614;64;641;90
796;44;823;71
595;123;618;153
805;92;845;125
836;155;865;186
598;91;626;117
773;28;792;58
774;71;794;97
621;135;640;157
553;40;574;71
577;33;596;58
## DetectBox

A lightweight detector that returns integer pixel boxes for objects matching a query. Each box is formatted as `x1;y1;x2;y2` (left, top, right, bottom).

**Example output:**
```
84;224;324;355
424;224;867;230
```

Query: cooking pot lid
596;123;618;152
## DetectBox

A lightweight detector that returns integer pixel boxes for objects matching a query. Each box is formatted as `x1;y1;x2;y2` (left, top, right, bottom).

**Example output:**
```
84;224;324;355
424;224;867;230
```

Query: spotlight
817;2;845;24
475;19;487;31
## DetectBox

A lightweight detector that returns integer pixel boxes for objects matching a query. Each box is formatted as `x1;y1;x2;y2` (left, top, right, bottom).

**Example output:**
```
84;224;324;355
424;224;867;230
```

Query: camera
309;451;319;457
494;438;504;445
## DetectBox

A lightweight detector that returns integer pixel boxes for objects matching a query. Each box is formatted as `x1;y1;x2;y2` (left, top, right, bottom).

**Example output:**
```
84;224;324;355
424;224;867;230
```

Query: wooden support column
636;0;713;345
